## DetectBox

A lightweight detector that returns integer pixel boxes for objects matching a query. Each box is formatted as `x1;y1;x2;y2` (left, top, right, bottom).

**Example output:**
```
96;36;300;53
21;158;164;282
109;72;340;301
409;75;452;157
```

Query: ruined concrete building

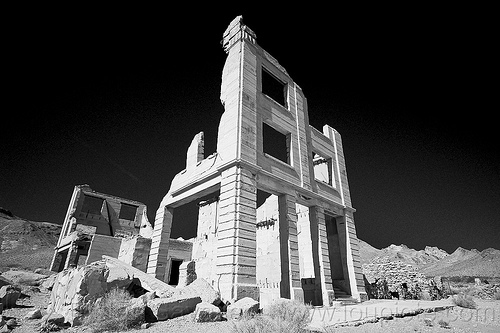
50;185;192;281
147;16;367;305
50;16;366;306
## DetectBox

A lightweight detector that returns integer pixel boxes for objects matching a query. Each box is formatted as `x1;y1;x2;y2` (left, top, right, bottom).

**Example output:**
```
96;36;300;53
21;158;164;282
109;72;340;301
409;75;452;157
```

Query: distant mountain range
1;208;499;278
359;239;500;278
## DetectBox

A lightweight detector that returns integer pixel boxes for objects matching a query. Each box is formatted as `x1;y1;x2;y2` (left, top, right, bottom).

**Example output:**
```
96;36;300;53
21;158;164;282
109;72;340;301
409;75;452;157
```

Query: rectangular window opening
81;195;104;215
262;67;287;107
263;122;290;164
119;203;138;221
313;153;335;187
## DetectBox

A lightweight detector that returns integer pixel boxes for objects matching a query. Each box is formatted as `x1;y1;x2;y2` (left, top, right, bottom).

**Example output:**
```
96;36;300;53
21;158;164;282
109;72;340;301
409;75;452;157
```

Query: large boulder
227;297;260;320
194;302;222;322
147;295;202;321
177;278;220;305
0;285;21;309
47;261;108;325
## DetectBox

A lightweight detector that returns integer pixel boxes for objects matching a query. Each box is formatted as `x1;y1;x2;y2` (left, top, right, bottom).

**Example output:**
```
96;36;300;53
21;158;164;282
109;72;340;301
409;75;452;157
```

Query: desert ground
2;273;499;333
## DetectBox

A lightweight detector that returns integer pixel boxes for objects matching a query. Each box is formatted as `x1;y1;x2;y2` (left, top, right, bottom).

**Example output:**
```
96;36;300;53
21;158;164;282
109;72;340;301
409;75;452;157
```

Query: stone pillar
309;206;335;306
147;206;173;281
64;243;79;269
216;165;258;301
278;194;304;302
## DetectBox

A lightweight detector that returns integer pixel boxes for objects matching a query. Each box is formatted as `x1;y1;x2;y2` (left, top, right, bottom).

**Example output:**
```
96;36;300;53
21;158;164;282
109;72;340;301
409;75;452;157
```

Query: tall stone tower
147;16;367;304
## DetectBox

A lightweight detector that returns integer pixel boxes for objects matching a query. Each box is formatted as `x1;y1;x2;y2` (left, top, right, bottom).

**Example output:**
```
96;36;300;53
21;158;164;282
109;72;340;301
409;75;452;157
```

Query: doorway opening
168;259;183;285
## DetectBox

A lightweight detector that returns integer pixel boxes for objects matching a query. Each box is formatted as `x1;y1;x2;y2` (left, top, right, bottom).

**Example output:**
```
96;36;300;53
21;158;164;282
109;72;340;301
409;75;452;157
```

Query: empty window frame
263;122;290;164
81;195;104;214
313;153;335;187
262;67;287;107
119;203;138;221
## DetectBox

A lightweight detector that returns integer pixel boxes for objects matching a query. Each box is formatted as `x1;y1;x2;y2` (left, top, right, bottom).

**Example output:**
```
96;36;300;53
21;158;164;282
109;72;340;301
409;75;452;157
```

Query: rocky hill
0;208;61;272
359;239;500;278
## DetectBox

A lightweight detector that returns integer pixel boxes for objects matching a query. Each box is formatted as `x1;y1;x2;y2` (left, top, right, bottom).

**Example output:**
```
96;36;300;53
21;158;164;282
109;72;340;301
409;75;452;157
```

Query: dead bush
82;288;143;332
452;294;477;309
233;299;311;333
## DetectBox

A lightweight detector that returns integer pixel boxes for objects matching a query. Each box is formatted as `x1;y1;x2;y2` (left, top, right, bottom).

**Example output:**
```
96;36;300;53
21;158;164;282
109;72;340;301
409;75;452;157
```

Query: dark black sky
2;6;498;254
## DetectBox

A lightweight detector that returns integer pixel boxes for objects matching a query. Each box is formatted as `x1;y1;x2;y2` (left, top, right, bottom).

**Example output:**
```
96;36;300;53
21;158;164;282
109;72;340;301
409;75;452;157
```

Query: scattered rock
41;312;65;326
0;276;14;289
40;274;58;291
178;278;220;305
194;302;222;322
127;297;147;326
1;270;47;286
5;319;17;328
0;285;21;309
147;295;202;321
227;297;259;320
34;268;55;276
24;308;43;319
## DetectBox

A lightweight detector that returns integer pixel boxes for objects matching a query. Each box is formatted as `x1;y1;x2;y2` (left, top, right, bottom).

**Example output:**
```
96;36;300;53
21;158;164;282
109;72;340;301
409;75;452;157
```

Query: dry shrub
233;299;311;333
83;288;143;332
452;293;477;309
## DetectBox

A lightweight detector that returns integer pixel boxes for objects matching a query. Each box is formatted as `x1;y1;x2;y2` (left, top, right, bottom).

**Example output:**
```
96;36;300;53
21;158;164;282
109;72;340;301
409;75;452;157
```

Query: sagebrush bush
452;294;477;309
83;288;143;332
233;299;311;333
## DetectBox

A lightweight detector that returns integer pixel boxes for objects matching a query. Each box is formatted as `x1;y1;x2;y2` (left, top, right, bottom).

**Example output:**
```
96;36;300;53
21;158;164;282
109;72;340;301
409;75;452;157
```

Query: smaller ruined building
49;185;192;283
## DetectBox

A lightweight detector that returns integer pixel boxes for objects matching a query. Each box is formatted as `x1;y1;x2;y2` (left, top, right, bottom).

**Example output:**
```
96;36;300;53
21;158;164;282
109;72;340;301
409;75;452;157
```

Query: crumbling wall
86;234;122;264
190;200;218;287
362;257;429;298
118;235;152;272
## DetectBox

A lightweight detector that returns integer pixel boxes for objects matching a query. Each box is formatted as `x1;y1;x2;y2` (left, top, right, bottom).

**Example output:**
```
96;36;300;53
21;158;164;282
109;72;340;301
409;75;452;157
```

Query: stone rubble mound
46;255;223;326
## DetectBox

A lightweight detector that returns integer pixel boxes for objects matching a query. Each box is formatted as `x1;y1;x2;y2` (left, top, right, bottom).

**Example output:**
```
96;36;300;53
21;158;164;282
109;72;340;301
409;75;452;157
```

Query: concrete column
309;206;335;306
216;165;258;301
147;206;173;282
64;243;78;269
278;194;304;302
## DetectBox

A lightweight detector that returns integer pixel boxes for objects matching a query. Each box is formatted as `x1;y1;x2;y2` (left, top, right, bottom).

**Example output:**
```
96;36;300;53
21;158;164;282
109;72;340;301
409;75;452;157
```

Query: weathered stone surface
0;276;13;289
34;268;55;276
47;257;174;326
227;297;260;320
185;261;197;286
194;302;222;322
177;278;220;305
0;285;21;309
47;261;109;325
147;295;202;321
41;312;65;326
5;318;17;328
24;308;43;319
41;274;58;291
1;270;47;286
102;256;175;298
127;297;146;326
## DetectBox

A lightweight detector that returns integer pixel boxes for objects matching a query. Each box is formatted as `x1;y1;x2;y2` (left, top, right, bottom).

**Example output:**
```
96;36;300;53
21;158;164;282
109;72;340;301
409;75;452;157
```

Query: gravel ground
2;288;499;333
